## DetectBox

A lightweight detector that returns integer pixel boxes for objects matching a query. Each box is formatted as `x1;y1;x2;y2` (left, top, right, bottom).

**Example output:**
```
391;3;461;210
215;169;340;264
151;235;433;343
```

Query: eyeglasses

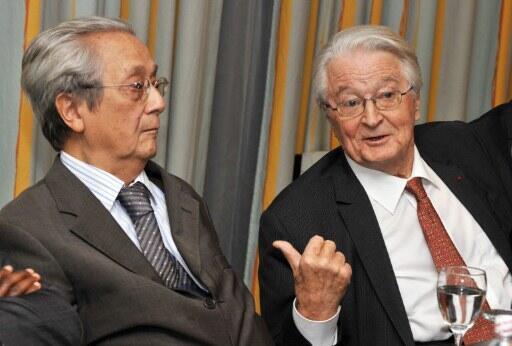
83;77;169;103
322;86;414;119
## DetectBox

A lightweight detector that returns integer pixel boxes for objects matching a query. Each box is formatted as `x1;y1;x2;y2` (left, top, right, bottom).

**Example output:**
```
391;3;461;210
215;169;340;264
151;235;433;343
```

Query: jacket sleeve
0;287;83;346
0;224;83;345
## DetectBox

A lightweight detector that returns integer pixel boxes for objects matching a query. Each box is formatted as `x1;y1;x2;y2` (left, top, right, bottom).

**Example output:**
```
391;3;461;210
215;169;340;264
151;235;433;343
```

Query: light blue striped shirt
60;151;205;290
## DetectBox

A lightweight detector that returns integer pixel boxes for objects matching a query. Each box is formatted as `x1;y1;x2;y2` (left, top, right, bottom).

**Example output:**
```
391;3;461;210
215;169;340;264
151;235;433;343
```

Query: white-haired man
259;25;512;346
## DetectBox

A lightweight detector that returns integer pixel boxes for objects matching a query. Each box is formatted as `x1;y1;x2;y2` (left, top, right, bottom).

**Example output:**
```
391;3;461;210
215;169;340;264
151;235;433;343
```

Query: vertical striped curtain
1;0;511;309
0;0;224;205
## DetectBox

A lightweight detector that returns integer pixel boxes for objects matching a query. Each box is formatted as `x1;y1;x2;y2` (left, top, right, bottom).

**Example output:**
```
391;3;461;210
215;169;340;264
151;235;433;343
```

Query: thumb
273;240;301;275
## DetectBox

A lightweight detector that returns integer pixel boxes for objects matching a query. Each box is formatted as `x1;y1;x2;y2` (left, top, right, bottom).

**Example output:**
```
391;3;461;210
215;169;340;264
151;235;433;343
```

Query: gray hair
313;25;422;106
21;16;134;151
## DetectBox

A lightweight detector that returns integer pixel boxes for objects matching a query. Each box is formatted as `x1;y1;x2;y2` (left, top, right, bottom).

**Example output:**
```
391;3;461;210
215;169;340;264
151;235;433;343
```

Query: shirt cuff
292;298;340;346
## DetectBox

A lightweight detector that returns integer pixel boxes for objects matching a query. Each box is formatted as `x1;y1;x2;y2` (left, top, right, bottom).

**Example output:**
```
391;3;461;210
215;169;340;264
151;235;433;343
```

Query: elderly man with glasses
259;25;512;346
0;16;271;345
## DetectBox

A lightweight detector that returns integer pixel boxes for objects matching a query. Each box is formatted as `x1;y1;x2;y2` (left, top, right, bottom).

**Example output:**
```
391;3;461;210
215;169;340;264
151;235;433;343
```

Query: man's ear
54;92;85;133
414;96;421;121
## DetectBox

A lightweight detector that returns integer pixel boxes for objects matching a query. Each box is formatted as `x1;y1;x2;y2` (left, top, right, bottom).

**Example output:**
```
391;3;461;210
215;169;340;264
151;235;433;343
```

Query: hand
273;235;352;321
0;265;41;297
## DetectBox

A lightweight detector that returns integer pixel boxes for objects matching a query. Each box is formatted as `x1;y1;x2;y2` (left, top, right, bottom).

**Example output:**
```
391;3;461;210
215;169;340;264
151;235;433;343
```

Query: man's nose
145;85;166;114
360;99;382;126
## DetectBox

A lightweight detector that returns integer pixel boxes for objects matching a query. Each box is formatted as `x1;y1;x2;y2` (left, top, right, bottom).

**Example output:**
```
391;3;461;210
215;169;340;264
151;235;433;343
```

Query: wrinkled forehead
326;50;405;95
84;31;157;80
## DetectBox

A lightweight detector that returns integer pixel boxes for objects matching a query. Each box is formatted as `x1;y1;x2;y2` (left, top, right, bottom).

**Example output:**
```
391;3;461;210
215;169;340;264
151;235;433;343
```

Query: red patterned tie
406;177;494;345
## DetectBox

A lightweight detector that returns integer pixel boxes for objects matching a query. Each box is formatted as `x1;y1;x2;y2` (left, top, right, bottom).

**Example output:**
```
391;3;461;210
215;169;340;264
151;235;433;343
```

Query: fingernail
2;265;13;271
33;282;41;288
25;268;35;274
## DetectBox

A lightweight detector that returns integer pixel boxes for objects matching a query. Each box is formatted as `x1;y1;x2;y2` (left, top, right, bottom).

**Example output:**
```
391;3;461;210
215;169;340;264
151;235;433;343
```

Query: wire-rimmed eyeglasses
83;77;169;103
322;86;415;119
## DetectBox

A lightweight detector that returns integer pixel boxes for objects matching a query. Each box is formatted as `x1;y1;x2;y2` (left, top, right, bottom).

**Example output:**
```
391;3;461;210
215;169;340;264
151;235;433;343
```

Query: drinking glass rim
440;265;486;277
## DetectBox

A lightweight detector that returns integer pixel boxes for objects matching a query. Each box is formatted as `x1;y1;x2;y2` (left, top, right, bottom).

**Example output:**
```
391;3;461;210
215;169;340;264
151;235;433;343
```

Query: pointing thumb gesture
272;235;352;321
273;240;301;276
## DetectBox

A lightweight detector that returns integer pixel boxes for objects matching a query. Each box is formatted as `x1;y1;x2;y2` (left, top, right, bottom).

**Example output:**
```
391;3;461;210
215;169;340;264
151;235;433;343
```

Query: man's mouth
364;134;388;142
143;128;159;135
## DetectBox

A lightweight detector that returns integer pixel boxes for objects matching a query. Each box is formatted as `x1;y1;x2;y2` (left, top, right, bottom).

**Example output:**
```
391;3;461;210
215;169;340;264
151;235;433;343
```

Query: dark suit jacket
0;158;272;346
469;101;512;206
259;123;512;346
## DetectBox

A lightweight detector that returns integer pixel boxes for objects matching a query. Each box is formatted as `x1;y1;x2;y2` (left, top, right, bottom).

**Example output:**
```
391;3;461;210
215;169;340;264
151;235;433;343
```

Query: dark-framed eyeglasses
322;86;415;119
83;77;169;103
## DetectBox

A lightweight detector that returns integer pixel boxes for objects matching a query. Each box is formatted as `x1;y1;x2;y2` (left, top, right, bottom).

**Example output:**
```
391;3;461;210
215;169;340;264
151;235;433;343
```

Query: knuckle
312;235;324;242
335;251;345;262
2;275;15;286
301;256;315;269
7;288;20;297
328;266;340;276
324;240;336;247
343;263;353;276
316;255;330;266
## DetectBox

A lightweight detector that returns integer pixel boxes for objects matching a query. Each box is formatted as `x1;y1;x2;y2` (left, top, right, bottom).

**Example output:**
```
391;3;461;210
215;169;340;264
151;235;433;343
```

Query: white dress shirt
60;151;206;290
293;146;512;345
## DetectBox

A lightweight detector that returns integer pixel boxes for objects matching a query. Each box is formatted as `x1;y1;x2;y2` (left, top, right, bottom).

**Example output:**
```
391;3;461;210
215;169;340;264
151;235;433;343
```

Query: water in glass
437;285;485;332
437;266;487;346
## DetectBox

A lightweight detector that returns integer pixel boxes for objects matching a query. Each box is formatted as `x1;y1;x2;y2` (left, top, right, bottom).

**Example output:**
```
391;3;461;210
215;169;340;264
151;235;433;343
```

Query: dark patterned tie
406;177;494;344
117;182;204;296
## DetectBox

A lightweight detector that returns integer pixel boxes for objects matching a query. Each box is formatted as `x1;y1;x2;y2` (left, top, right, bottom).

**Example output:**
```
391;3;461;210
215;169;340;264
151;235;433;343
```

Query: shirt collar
60;151;152;211
345;146;440;214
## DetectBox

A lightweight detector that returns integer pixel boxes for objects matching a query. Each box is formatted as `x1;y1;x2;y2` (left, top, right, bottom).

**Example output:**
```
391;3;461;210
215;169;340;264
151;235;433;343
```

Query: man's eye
341;99;361;108
378;91;397;99
131;81;145;90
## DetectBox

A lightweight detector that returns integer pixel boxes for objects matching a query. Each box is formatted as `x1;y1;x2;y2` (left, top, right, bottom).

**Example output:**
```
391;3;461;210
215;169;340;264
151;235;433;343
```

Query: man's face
76;31;165;170
325;50;420;177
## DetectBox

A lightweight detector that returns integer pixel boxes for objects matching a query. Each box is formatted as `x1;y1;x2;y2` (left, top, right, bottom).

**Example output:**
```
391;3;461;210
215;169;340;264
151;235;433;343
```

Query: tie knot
117;182;153;222
405;177;427;200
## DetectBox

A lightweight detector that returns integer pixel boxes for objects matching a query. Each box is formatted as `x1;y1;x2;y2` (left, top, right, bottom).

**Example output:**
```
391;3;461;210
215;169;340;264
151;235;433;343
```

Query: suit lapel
45;158;161;283
330;157;415;346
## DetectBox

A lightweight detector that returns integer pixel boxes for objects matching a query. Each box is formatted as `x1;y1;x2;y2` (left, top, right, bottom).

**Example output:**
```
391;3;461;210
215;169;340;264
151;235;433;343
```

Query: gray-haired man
0;16;271;345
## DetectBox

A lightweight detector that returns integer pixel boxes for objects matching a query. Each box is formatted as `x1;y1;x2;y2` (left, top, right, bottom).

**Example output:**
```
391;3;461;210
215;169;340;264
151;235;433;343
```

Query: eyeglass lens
149;78;168;97
337;91;403;118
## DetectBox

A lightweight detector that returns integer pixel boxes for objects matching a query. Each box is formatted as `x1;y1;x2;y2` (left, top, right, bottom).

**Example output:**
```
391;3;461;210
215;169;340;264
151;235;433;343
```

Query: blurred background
1;0;511;306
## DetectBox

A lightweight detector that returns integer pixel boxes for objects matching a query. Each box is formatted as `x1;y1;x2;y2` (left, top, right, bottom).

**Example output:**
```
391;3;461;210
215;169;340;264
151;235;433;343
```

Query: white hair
312;25;423;106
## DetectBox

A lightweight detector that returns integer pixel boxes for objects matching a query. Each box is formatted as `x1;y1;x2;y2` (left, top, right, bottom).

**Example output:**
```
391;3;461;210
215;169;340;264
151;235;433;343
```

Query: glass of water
437;266;487;346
